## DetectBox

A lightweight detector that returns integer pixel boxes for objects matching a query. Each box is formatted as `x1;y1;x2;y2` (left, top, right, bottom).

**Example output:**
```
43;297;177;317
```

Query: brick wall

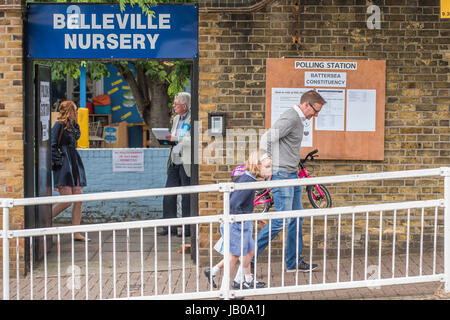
0;0;24;275
0;0;448;270
197;0;449;264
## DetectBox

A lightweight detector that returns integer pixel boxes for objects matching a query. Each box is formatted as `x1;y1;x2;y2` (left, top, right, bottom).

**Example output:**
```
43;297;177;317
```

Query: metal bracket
440;167;450;177
220;215;235;223
219;183;235;193
0;198;14;208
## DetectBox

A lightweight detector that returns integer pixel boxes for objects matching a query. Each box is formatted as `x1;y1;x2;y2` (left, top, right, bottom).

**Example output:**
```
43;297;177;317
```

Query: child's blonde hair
244;150;262;177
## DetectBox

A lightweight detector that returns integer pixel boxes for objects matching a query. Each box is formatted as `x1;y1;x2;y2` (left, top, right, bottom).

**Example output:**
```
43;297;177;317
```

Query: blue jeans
255;170;304;270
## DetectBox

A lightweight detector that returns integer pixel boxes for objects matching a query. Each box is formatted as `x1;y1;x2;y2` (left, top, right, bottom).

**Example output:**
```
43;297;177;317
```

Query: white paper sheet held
151;128;171;140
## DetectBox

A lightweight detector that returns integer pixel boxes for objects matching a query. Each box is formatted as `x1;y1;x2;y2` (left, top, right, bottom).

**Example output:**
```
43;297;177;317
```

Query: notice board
265;58;386;160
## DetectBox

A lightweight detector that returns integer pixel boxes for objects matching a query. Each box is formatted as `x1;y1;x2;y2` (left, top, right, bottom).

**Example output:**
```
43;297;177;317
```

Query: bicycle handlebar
300;149;319;165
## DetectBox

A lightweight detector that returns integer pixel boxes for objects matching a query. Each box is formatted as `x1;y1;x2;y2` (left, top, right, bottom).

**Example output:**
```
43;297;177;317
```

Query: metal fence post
442;167;450;293
220;183;234;300
2;199;13;300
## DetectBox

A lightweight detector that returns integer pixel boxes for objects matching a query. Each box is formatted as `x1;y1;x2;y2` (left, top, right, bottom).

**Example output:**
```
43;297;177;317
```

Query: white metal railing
1;167;449;300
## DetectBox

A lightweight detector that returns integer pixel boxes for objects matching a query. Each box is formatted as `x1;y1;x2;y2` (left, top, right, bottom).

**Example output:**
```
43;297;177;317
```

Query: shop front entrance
24;3;199;272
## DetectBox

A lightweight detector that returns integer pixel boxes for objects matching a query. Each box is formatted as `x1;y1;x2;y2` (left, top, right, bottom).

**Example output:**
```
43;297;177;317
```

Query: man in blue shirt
158;92;192;237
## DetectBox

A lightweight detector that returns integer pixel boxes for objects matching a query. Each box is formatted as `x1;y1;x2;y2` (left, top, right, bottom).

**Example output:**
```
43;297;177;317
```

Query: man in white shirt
158;92;192;237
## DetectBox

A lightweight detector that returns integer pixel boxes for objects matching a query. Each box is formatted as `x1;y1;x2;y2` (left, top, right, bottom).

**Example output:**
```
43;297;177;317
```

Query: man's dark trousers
162;162;191;235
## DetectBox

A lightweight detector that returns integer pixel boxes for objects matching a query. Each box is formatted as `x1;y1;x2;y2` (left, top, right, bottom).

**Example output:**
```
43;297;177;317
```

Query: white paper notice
271;88;309;127
151;128;171;140
346;89;377;132
40;81;50;141
112;150;144;172
271;88;312;147
315;89;345;131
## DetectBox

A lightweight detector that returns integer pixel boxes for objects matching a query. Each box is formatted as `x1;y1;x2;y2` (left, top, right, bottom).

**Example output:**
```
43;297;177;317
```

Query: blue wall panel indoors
104;63;143;124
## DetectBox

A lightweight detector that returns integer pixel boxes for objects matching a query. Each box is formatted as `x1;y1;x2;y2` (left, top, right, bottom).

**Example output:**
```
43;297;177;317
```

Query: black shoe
157;227;176;236
287;261;318;272
157;228;168;236
204;269;217;288
246;280;266;289
232;281;249;290
232;280;265;290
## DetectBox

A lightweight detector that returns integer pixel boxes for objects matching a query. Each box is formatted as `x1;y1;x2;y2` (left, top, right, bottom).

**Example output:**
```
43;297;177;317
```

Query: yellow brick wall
0;1;24;276
196;0;449;264
0;1;448;269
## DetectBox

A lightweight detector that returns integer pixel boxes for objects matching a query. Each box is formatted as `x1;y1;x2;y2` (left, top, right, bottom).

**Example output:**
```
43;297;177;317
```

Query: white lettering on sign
103;14;115;29
295;60;357;70
53;13;171;30
54;12;169;50
304;72;347;87
53;14;65;29
64;33;160;50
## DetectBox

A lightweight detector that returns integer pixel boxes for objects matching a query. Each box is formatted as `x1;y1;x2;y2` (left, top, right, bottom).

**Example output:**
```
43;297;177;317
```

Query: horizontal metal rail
5;167;445;207
2;199;442;240
232;167;445;191
231;275;444;299
1;167;449;300
3;214;222;239
232;199;444;223
10;183;222;207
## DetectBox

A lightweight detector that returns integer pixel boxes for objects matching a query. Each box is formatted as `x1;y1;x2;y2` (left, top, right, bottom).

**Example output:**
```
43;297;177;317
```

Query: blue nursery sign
26;4;198;59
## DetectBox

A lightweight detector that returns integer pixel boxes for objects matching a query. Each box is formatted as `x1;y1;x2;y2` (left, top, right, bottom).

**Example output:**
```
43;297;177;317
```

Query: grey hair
175;92;191;109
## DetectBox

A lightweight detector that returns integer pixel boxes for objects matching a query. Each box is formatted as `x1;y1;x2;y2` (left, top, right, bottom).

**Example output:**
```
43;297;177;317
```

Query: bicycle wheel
254;189;273;213
307;184;332;208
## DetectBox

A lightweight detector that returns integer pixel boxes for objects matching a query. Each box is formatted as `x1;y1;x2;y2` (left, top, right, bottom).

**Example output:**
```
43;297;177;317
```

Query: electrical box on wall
208;113;226;136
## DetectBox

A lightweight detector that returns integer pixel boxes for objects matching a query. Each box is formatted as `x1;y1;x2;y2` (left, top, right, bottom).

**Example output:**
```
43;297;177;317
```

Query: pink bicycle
253;149;332;213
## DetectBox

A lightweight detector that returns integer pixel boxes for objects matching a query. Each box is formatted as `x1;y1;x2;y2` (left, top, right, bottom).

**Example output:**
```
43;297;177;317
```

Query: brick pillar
0;0;25;277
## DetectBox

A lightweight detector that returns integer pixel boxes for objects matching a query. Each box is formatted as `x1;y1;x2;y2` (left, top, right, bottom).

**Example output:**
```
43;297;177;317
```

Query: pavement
1;227;449;300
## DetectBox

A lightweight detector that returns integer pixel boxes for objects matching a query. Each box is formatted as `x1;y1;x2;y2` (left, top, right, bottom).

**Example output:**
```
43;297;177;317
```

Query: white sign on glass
40;81;50;141
112;150;144;172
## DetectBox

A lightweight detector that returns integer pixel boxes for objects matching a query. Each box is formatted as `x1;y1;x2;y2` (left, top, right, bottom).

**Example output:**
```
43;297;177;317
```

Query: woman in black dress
51;101;88;241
